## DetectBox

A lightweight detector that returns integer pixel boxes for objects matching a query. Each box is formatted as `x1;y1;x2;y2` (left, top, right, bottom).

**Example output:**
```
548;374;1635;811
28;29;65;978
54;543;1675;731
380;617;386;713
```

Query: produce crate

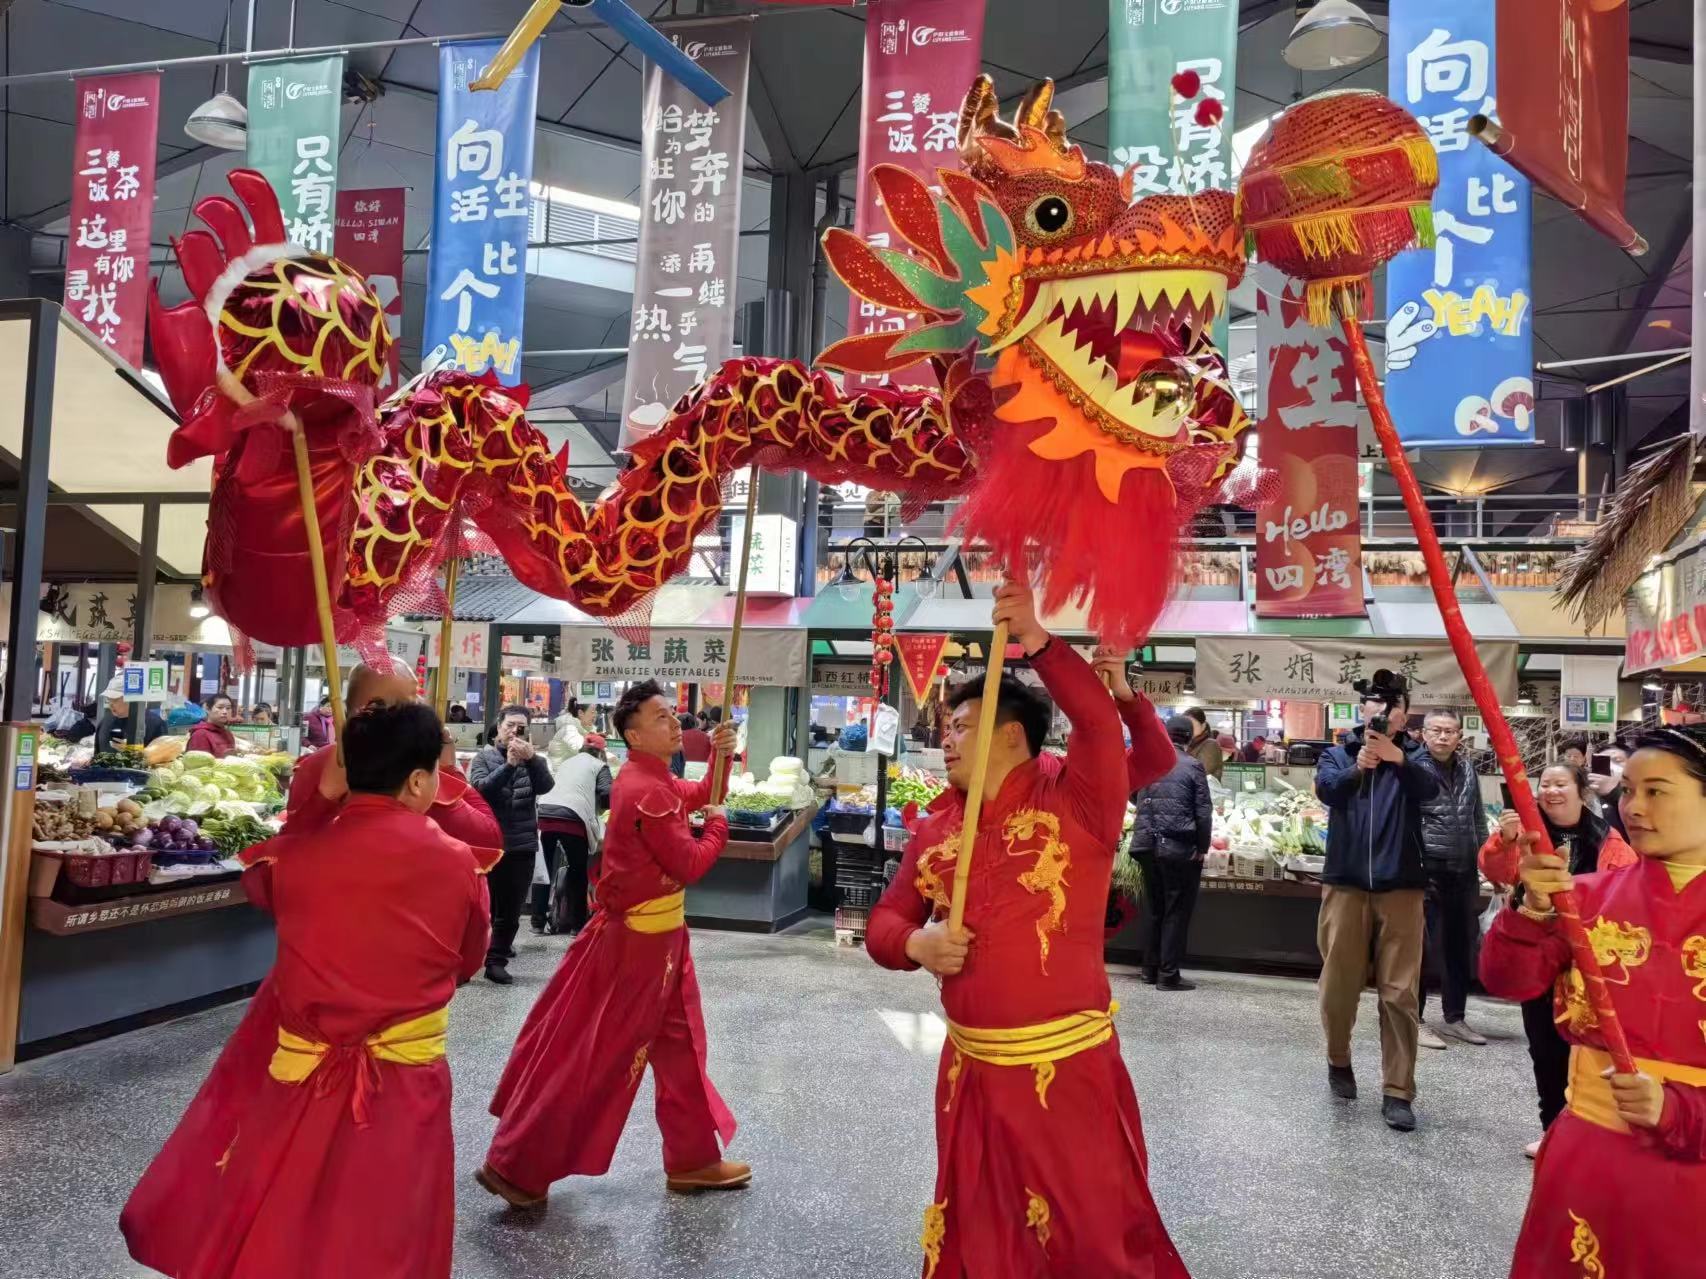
59;846;154;890
727;807;785;831
68;766;151;786
824;807;875;837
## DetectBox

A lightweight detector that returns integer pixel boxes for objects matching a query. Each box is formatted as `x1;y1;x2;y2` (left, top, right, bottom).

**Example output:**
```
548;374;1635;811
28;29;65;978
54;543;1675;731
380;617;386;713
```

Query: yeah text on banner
245;56;345;254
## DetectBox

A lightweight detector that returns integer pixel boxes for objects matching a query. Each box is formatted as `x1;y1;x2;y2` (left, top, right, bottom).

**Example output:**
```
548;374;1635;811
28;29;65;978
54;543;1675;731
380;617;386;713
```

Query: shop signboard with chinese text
812;663;872;696
1107;0;1237;348
423;41;538;385
843;0;985;389
731;513;798;597
559;625;806;688
1386;0;1533;446
335;188;406;391
64;73;159;367
1254;264;1366;618
246;57;345;254
426;622;490;671
1624;544;1706;675
1196;636;1516;708
621;24;750;445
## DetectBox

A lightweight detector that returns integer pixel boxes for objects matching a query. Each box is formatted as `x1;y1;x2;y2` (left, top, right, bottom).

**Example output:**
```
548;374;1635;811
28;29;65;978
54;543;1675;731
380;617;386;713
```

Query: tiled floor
0;921;1538;1278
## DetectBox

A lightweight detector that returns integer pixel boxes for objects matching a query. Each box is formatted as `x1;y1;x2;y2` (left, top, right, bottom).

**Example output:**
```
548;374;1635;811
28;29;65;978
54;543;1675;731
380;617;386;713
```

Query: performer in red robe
1481;726;1706;1279
121;702;491;1279
867;582;1190;1279
478;680;745;1206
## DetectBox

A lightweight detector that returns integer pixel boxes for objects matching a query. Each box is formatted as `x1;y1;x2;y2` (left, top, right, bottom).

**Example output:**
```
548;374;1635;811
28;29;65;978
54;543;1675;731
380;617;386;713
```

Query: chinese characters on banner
1196;636;1518;708
334;189;406;391
843;0;985;390
245;57;345;253
559;624;806;688
1624;543;1706;675
1386;0;1533;446
894;633;950;704
64;73;159;367
423;40;539;384
621;24;751;447
1253;264;1366;618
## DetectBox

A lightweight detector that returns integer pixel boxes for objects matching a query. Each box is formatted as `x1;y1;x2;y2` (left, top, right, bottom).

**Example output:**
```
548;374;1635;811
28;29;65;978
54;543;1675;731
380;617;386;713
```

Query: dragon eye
1025;195;1074;237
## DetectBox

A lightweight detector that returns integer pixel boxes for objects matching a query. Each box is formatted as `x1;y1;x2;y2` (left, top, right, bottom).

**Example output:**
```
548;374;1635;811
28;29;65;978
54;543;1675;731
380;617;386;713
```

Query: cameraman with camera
1313;671;1440;1133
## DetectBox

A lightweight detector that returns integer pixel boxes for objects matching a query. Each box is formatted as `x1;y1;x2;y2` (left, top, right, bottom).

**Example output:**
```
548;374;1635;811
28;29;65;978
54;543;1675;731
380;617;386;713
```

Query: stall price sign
246;56;345;254
64;73;160;368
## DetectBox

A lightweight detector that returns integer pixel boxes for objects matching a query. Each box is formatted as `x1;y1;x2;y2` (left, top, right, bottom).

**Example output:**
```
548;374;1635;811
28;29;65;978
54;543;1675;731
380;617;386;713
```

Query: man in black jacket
471;705;555;985
1417;709;1490;1049
1313;676;1440;1133
1129;716;1213;990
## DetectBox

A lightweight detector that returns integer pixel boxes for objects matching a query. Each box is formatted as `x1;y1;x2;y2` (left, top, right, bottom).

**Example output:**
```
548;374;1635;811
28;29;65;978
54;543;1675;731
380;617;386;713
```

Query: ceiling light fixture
185;5;247;149
189;586;210;620
1283;0;1384;71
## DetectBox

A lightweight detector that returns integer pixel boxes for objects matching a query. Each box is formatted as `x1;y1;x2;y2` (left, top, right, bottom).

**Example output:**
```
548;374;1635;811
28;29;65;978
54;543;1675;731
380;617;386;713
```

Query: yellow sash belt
1568;1045;1706;1133
269;1006;450;1085
626;890;686;933
947;1003;1118;1067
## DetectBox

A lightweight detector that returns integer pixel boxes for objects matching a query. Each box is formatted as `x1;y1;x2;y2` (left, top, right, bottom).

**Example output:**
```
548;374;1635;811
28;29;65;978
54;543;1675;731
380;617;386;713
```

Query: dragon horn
1043;109;1069;153
1016;79;1055;130
194;195;254;263
226;169;290;246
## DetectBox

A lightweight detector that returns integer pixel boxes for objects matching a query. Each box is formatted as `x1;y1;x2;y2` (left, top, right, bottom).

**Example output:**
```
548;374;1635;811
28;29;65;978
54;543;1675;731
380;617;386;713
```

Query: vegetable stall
684;754;819;934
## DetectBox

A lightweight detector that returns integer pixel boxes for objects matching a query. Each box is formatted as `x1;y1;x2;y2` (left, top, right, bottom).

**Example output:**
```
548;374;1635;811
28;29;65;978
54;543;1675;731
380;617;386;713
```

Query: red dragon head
820;77;1254;646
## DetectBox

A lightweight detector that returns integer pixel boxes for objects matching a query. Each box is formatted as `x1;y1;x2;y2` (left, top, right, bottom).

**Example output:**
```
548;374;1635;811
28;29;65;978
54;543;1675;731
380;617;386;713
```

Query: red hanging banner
1253;266;1366;618
843;0;986;388
64;73;160;368
1477;0;1641;251
335;188;407;394
895;632;951;705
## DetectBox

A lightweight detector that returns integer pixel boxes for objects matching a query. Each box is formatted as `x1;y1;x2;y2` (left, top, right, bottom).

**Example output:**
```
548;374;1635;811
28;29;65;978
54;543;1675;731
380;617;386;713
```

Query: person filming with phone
1313;671;1440;1134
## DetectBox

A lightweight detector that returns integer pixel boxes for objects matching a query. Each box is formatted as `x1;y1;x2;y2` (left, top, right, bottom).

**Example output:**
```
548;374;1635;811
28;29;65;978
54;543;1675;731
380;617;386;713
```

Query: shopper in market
1415;708;1491;1050
1126;714;1213;991
1313;671;1439;1133
303;693;335;749
479;681;743;1206
1183;706;1224;780
186;693;242;758
866;581;1190;1279
121;701;492;1279
470;705;555;986
1590;741;1631;837
679;711;713;765
1480;759;1636;1158
1481;727;1706;1277
532;732;611;936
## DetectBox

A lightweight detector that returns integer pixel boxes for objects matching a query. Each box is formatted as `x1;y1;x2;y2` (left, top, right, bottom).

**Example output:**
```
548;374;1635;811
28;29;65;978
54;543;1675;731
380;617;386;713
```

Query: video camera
1352;669;1408;737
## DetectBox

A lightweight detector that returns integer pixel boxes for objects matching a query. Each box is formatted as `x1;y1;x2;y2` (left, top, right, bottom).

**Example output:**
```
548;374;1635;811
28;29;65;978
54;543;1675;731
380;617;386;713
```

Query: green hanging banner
1107;0;1239;346
245;56;346;255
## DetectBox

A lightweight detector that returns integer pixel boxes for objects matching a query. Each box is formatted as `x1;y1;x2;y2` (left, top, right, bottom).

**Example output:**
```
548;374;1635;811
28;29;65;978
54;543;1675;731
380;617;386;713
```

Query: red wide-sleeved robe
1480;856;1706;1279
867;640;1190;1279
485;750;736;1195
121;795;491;1278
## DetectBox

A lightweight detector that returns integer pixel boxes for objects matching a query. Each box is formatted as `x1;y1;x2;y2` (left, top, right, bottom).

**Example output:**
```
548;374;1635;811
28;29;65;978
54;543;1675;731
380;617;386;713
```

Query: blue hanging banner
1386;0;1534;446
422;39;539;384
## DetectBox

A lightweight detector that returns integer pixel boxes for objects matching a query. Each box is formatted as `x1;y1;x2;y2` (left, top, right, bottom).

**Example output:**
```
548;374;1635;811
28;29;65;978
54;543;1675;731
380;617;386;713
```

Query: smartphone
1589;752;1614;779
1500;781;1514;809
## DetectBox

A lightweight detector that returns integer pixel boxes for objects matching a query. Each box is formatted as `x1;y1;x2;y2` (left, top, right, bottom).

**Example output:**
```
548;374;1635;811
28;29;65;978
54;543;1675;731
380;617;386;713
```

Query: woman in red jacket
186;694;241;759
1481;760;1636;1156
1480;730;1706;1278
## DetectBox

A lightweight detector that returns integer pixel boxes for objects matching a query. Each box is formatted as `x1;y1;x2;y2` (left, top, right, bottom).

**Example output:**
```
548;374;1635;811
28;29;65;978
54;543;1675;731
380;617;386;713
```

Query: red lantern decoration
875;649;893;665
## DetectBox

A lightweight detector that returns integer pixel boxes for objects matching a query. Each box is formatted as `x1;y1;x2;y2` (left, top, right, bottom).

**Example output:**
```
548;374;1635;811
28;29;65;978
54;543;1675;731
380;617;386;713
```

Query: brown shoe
666;1160;752;1193
474;1161;547;1209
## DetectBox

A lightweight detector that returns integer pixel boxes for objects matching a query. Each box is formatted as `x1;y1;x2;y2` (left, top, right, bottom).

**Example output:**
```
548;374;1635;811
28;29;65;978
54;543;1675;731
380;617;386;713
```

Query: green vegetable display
725;791;786;814
885;766;946;809
203;813;275;856
145;754;283;815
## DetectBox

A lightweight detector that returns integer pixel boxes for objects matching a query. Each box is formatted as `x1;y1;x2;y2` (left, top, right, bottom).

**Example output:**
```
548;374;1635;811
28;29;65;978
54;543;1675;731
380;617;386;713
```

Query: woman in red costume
121;702;491;1278
1481;726;1706;1278
867;581;1190;1279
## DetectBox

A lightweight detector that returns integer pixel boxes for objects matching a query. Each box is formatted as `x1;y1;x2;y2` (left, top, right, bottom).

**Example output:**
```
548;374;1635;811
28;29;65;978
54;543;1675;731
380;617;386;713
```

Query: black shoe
485;963;514;986
1328;1064;1357;1100
1157;978;1197;991
1142;970;1159;986
1382;1096;1417;1131
529;920;547;935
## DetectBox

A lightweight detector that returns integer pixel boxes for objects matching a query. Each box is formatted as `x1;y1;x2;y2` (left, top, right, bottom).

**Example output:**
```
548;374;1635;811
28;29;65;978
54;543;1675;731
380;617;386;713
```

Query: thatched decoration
1555;433;1702;631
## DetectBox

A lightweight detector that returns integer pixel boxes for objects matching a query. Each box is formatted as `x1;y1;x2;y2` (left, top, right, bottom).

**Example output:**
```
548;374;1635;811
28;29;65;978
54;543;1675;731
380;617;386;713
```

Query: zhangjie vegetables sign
558;625;806;688
1195;636;1517;708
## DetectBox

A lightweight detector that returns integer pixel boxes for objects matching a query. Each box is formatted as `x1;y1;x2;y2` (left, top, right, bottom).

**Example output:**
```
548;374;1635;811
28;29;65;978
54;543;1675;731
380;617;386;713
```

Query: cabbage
180;751;218;771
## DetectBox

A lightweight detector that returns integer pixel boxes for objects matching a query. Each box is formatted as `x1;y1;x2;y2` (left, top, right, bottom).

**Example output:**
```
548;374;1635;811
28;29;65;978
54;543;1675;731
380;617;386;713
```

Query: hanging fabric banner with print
1385;0;1533;446
245;56;345;254
895;632;951;704
64;73;160;368
842;0;985;389
422;39;539;385
335;188;406;393
1253;264;1366;618
620;21;752;447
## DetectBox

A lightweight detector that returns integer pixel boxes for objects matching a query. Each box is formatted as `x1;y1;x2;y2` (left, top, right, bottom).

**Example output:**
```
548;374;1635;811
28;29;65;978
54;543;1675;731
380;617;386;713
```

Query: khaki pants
1318;886;1425;1101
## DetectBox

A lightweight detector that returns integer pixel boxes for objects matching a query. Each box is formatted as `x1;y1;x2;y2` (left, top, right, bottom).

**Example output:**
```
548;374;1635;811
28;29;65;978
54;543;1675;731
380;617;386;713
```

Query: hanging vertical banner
335;188;406;392
895;633;951;705
245;56;345;254
842;0;986;390
1385;0;1533;447
1254;264;1366;619
422;40;539;385
1107;0;1237;348
64;73;160;368
621;23;751;447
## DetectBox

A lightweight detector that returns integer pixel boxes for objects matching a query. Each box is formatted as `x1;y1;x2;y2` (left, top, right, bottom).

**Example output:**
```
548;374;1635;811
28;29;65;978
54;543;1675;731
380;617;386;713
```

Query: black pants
1521;993;1571;1129
1138;849;1203;984
531;830;591;933
1420;866;1479;1023
487;847;536;968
